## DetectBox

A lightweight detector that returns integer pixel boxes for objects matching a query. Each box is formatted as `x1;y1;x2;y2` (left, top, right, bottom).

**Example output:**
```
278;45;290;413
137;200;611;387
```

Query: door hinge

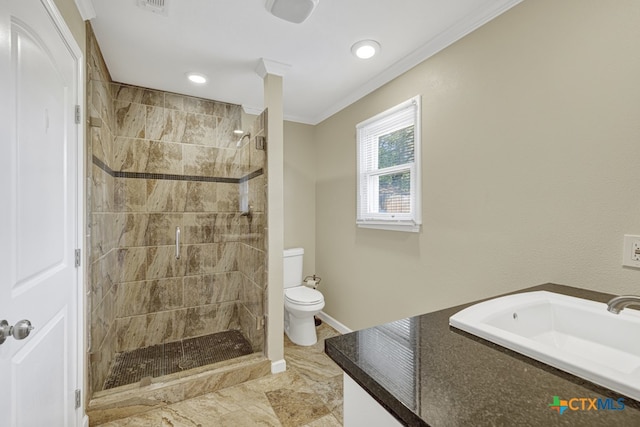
74;249;81;267
75;105;81;124
75;389;81;409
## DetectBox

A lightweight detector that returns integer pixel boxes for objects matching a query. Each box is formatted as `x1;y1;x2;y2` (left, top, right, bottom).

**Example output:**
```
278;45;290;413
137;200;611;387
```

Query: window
356;96;421;232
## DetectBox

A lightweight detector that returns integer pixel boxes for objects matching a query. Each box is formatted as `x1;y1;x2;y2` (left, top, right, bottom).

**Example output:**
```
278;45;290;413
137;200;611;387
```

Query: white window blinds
356;96;421;232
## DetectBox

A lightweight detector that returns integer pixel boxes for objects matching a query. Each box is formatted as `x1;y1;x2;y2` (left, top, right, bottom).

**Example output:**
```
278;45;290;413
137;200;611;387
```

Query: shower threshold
103;329;253;390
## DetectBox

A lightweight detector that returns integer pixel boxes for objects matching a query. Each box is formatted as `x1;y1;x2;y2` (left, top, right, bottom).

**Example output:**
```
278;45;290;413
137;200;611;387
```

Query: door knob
0;320;10;345
0;319;34;345
12;320;34;340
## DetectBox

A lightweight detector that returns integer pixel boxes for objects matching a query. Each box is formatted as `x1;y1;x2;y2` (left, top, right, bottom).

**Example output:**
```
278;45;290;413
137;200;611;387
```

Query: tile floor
95;324;343;426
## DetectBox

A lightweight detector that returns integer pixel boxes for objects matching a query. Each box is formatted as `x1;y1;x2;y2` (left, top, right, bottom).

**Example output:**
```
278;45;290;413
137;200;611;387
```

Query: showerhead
236;132;251;147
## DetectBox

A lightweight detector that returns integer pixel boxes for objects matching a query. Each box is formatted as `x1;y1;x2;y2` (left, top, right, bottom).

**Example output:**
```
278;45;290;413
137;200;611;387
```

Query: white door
0;0;82;426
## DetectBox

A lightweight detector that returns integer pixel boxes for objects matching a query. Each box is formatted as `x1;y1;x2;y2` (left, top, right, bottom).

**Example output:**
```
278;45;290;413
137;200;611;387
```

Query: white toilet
283;248;325;346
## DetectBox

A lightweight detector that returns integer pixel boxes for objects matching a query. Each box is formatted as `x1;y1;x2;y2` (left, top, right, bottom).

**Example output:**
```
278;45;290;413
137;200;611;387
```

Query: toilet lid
285;286;324;305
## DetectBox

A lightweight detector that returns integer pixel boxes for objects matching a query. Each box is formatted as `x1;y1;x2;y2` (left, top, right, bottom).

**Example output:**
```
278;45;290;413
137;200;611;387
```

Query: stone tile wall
87;24;266;395
87;23;118;396
110;83;249;354
237;112;267;352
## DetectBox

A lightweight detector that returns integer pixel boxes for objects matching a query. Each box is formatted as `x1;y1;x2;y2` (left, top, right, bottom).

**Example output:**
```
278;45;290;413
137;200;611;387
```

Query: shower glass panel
87;29;266;396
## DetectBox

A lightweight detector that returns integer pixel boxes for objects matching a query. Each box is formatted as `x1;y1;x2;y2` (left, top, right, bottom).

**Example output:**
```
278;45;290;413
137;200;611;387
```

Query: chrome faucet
606;295;640;314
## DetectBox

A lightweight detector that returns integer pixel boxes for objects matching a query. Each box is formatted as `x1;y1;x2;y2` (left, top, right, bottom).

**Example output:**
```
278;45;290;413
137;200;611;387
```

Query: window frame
356;95;422;232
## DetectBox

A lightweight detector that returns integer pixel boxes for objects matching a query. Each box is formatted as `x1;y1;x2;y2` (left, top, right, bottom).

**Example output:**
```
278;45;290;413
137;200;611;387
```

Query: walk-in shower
86;25;269;422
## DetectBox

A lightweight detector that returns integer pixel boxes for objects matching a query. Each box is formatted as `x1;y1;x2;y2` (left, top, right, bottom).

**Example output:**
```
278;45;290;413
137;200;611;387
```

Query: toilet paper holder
303;274;321;289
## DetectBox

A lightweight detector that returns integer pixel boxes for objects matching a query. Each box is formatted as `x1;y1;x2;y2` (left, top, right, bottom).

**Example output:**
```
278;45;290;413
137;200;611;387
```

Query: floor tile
93;324;344;427
266;388;330;427
303;413;342;427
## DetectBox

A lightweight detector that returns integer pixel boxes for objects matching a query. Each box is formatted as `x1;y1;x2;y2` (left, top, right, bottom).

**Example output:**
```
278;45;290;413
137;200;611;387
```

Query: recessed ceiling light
233;129;244;135
186;72;207;84
351;40;381;59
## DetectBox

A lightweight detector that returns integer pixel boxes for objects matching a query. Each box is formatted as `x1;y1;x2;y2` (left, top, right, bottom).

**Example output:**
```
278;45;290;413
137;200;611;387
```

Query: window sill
357;222;420;233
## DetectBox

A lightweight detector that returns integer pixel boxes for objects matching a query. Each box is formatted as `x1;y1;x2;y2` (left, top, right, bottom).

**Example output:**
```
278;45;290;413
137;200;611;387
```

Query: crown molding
309;0;524;124
242;105;264;116
75;0;96;20
255;58;292;79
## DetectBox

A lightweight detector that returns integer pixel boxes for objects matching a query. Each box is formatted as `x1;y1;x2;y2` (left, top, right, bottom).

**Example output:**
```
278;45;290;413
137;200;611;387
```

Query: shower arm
236;132;251;147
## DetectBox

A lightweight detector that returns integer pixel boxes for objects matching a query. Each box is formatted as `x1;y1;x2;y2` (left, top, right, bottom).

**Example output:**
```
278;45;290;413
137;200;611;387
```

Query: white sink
449;291;640;401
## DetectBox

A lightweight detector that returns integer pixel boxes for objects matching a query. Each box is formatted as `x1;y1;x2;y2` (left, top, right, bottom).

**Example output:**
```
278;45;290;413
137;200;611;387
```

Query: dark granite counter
325;283;640;426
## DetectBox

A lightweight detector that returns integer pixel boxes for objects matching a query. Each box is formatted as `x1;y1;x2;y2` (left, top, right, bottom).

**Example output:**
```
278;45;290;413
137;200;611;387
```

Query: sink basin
449;291;640;401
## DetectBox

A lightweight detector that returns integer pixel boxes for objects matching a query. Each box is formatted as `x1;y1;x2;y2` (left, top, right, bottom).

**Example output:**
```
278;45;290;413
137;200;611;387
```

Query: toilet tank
283;247;304;289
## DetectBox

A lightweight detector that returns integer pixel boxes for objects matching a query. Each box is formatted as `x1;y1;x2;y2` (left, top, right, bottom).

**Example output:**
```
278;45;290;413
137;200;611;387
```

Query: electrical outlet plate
634;242;640;262
622;235;640;268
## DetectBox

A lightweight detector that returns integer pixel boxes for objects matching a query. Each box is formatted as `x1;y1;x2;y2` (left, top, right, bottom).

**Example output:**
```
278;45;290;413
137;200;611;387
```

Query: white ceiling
88;0;522;124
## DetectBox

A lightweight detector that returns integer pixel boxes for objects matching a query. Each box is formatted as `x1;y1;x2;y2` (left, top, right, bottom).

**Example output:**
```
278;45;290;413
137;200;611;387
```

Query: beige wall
53;0;85;52
314;0;640;330
284;121;316;275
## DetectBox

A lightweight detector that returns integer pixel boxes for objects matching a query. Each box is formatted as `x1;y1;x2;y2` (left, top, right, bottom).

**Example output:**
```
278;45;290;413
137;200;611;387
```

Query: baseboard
271;359;287;374
317;311;352;334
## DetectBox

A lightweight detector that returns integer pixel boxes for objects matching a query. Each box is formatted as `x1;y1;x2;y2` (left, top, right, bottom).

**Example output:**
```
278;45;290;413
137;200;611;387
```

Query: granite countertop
325;283;640;426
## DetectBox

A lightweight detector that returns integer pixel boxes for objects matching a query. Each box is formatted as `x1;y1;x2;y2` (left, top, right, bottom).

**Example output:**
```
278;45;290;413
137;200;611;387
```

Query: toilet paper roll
305;279;317;288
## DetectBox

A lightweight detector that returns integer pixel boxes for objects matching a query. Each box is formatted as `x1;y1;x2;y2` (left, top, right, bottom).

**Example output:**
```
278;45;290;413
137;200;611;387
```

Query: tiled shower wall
237;113;267;352
87;24;266;396
87;24;118;396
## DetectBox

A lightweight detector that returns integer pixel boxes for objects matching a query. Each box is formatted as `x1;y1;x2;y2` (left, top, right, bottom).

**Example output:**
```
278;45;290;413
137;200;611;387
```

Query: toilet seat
285;286;324;305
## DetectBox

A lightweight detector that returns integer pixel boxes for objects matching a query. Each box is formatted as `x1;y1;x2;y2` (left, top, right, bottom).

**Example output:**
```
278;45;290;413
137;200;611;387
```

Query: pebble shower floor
103;330;253;389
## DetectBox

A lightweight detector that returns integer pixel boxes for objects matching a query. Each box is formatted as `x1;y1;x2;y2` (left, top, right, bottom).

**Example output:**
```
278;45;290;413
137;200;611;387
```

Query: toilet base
284;311;318;346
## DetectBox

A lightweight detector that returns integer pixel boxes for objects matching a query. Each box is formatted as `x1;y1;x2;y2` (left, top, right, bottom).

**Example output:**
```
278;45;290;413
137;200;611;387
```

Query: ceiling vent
137;0;168;16
265;0;318;24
